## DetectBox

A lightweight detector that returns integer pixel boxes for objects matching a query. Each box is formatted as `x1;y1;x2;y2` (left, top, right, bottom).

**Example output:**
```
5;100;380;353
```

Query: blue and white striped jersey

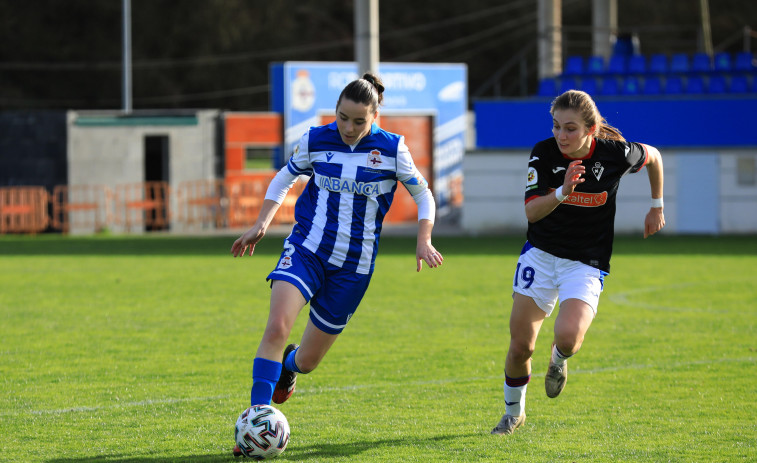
272;121;431;275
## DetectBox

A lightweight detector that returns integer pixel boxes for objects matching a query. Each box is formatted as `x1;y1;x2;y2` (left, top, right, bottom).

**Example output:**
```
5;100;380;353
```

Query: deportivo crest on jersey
526;167;538;191
367;150;382;168
591;162;604;180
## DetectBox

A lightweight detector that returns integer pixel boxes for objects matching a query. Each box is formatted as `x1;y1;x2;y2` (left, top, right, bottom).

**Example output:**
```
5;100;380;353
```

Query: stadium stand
538;51;756;98
648;53;669;75
708;75;727;94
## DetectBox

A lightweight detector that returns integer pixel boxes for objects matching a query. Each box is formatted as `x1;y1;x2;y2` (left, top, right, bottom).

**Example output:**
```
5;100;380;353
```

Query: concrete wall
462;149;757;235
67;110;219;234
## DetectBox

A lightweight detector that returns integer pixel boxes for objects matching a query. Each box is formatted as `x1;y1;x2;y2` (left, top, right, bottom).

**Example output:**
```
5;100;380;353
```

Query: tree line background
0;0;755;111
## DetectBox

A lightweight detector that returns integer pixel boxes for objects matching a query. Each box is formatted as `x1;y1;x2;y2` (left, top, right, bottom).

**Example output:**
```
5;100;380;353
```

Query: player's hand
561;159;586;195
416;243;443;272
231;224;266;257
644;207;665;238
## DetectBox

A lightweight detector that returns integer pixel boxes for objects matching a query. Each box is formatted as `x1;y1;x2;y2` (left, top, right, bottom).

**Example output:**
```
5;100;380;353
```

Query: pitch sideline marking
606;282;727;312
17;356;754;416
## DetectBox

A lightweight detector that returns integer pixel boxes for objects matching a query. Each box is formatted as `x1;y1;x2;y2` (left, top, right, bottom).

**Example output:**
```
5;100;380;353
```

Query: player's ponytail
337;73;384;113
551;90;625;142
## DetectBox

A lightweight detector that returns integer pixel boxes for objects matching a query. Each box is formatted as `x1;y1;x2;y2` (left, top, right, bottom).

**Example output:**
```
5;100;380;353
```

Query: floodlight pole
355;0;379;75
122;0;132;113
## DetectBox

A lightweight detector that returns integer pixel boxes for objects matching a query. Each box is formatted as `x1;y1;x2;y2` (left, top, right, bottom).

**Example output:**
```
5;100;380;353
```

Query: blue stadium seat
580;77;598;95
563;56;584;76
648;53;668;75
585;55;605;75
664;76;684;94
730;75;750;93
670;53;690;74
560;77;579;93
621;76;641;95
628;54;647;74
708;75;727;94
686;76;705;94
734;52;755;72
599;77;619;95
643;76;662;95
606;55;628;75
691;52;712;73
612;34;640;57
713;52;732;73
537;78;558;97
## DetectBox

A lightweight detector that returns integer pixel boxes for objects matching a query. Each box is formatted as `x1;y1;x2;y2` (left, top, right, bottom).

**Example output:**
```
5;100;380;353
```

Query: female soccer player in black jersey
491;90;665;435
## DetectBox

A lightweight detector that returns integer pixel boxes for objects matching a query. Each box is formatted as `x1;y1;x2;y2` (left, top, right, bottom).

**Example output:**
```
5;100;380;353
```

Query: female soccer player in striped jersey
491;89;665;435
230;74;443;451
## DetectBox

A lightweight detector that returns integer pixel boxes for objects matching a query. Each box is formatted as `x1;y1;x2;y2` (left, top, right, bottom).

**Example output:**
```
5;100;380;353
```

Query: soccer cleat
232;445;243;457
272;343;299;404
545;360;567;398
491;413;526;435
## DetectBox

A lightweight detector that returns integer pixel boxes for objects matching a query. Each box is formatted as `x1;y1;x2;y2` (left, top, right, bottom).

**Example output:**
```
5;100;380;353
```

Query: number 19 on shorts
514;263;535;289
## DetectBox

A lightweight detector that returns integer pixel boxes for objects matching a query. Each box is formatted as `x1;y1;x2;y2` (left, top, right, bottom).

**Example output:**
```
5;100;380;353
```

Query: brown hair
550;90;625;141
336;73;385;113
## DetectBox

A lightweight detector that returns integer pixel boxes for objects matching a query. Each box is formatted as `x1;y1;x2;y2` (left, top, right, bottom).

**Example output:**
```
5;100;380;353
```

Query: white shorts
512;242;607;316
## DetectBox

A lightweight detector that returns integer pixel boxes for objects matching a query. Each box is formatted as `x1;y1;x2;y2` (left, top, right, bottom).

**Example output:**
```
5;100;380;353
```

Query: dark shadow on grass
0;234;519;256
2;233;755;257
45;433;479;462
46;455;232;463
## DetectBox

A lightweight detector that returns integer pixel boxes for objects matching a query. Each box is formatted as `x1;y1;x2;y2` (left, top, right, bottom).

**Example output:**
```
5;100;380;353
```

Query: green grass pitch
1;233;755;462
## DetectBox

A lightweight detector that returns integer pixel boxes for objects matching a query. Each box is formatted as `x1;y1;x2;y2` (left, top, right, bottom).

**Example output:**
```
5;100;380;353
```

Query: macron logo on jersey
319;176;381;196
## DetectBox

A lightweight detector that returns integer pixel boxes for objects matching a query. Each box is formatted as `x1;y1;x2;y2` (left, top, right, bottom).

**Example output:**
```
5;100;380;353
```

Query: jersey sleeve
395;136;435;222
624;141;649;174
524;143;552;203
265;131;311;204
396;136;430;197
285;131;314;177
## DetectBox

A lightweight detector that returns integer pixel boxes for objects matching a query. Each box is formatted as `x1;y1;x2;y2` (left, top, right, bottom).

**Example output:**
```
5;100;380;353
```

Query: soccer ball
234;405;290;460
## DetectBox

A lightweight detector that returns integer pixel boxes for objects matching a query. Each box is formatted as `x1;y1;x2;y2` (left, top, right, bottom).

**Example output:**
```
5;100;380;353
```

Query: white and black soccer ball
234;405;290;460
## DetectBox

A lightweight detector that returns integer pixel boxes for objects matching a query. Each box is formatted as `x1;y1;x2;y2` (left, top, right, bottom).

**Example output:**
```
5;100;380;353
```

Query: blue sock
283;347;302;373
250;357;282;406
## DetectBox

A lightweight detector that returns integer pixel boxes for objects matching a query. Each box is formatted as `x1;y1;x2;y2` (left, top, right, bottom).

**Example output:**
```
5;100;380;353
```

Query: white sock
551;344;572;366
504;381;528;417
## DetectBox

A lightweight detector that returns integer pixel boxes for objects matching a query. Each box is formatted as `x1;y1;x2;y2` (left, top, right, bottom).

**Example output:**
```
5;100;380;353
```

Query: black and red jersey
524;137;648;272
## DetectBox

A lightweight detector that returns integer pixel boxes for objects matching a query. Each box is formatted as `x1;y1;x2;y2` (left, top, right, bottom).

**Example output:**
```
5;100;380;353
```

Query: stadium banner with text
271;61;467;216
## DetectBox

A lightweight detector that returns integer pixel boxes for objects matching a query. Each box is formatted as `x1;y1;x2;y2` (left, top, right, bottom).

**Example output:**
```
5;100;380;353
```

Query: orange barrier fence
225;174;305;228
3;173;419;234
2;177;308;234
51;184;113;233
113;182;170;231
0;186;49;234
175;179;227;229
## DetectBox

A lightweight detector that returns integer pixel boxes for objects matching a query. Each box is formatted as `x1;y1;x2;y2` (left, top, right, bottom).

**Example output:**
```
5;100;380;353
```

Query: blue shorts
267;240;372;335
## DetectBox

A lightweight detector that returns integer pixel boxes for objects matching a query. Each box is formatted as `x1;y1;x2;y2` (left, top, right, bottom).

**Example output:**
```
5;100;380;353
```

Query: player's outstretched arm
416;218;443;272
231;199;281;257
642;144;665;238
